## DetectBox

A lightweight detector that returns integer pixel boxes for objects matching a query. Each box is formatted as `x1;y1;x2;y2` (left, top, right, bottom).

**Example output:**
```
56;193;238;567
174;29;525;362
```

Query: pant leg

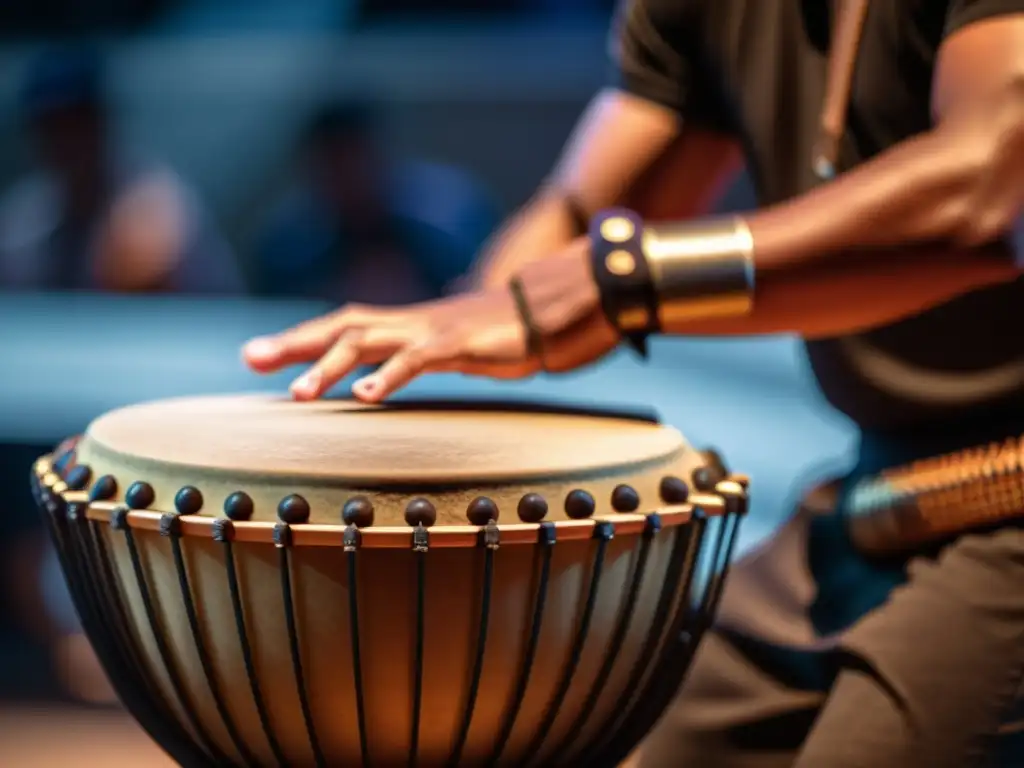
635;628;824;768
794;525;1024;768
633;499;835;768
635;491;1024;768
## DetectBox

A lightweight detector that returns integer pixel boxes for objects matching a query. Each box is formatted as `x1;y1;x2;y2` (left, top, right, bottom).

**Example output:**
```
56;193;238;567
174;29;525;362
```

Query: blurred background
0;1;855;764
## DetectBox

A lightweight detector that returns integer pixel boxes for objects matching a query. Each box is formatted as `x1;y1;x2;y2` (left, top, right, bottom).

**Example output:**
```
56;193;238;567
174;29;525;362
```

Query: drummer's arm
472;91;739;291
472;0;746;293
664;13;1024;340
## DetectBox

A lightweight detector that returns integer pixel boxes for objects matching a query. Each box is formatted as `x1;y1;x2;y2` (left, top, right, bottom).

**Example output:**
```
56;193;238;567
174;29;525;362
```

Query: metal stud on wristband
589;209;659;356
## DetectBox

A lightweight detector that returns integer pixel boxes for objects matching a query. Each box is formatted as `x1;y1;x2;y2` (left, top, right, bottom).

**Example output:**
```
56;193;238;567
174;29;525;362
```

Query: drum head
75;394;703;525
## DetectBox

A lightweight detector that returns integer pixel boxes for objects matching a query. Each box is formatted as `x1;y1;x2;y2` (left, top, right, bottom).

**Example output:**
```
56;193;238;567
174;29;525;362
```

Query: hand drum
32;395;747;767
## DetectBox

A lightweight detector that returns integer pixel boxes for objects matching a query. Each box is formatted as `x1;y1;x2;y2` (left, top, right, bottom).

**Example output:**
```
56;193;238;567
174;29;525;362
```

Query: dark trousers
634;481;1024;768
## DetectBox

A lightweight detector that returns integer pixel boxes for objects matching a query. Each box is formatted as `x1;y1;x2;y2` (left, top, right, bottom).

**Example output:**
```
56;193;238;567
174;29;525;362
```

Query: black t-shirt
612;0;1024;432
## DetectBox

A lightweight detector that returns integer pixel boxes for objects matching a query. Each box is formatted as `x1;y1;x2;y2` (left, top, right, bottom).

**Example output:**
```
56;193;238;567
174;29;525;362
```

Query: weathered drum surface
33;394;747;767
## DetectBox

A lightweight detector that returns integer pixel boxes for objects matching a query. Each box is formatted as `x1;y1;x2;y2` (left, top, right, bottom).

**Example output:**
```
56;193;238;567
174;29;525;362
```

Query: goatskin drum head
74;394;702;525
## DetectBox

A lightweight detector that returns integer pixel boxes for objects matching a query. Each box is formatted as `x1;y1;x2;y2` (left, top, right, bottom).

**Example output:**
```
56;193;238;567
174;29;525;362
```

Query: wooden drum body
32;396;747;767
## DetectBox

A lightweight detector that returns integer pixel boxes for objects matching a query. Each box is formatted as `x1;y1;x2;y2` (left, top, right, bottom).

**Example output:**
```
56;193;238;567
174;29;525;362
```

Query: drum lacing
516;521;616;766
581;513;707;764
117;504;233;763
342;522;371;767
213;518;289;766
160;511;256;765
447;520;501;767
274;522;328;768
34;469;212;768
546;514;662;765
487;522;557;764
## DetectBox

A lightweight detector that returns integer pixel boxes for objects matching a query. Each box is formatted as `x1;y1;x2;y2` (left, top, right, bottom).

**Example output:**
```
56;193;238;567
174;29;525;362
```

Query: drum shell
94;518;704;765
35;442;746;767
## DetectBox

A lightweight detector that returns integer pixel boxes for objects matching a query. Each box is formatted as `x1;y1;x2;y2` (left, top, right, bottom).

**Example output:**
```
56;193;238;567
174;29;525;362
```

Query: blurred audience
356;0;614;17
252;98;500;305
0;47;243;294
0;47;246;707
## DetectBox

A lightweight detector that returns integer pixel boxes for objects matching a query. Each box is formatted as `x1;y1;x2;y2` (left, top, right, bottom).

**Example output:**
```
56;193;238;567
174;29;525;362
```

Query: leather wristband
509;277;546;369
589;208;660;357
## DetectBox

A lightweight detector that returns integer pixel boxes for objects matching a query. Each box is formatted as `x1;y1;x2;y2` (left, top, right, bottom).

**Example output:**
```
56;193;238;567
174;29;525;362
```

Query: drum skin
32;395;747;767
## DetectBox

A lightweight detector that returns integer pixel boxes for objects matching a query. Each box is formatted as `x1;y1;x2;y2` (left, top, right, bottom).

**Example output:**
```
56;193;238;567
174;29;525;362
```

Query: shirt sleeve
608;0;734;131
608;0;692;112
944;0;1024;38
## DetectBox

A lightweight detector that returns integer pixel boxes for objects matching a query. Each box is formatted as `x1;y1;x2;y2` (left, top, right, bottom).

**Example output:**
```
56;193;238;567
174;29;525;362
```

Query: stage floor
0;707;175;768
0;706;642;767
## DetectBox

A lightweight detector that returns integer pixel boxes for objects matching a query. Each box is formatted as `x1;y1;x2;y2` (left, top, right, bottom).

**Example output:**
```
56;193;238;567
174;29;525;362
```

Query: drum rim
34;454;747;549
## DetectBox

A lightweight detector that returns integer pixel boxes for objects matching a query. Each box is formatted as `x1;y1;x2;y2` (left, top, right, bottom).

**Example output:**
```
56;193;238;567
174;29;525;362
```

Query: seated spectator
253;99;500;305
0;47;242;294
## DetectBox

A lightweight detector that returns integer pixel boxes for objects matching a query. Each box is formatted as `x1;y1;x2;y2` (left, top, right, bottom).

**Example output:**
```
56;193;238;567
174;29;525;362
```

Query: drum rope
603;505;743;768
167;526;257;765
585;516;706;765
546;514;662;764
447;523;498;767
276;524;328;768
409;536;428;768
486;523;556;766
121;518;233;764
83;513;213;763
37;489;210;767
516;521;615;767
345;543;370;768
86;522;155;689
696;511;742;636
219;529;289;767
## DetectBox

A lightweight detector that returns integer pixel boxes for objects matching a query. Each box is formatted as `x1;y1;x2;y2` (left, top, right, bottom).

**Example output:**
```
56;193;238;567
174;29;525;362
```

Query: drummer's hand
242;238;619;402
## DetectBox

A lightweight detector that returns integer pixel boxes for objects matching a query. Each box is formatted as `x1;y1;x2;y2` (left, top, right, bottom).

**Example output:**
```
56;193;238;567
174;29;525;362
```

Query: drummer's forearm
664;98;1024;338
473;192;584;290
474;96;739;291
665;241;1018;339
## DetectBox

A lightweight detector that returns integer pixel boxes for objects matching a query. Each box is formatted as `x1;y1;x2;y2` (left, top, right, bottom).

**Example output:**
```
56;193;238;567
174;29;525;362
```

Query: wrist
510;240;616;366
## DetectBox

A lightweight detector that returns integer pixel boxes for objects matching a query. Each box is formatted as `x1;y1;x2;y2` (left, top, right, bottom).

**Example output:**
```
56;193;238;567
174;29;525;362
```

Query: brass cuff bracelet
642;216;756;327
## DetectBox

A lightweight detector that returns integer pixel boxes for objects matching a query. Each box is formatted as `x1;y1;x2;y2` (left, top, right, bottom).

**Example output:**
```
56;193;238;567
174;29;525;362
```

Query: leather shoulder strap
813;0;871;180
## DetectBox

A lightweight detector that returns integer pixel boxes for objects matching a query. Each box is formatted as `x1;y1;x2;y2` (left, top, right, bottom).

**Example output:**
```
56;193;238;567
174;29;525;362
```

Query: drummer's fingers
290;332;368;400
351;343;450;402
243;305;384;372
244;321;340;372
291;321;428;399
